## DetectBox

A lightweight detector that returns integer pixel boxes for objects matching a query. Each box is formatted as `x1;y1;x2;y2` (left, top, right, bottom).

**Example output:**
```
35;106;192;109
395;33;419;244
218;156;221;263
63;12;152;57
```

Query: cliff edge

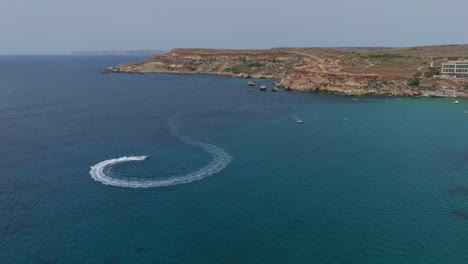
108;46;468;97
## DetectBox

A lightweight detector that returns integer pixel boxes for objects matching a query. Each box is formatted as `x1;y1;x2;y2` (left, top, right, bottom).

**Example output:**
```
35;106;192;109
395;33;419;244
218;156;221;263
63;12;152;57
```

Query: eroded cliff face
108;48;468;97
278;72;420;96
111;49;307;79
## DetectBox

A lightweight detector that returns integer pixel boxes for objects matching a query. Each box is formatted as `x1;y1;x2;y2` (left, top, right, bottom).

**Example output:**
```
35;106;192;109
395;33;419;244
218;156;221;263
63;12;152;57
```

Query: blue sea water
2;56;468;263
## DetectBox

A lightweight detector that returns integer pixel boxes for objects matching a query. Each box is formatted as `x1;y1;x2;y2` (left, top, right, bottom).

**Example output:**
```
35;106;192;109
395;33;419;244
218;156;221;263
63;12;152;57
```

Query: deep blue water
2;56;468;263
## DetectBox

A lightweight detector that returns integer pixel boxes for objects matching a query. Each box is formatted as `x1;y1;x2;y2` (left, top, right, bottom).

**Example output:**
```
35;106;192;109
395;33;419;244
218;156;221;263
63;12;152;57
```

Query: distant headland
106;45;468;97
72;50;167;56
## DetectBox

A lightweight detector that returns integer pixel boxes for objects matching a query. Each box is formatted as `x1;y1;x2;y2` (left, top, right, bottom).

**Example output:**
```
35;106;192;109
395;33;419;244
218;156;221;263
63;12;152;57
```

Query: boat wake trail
89;113;232;188
291;115;303;123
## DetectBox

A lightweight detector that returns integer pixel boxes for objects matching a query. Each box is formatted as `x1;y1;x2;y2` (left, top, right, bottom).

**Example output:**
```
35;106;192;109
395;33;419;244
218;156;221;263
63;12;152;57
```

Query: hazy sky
1;0;467;54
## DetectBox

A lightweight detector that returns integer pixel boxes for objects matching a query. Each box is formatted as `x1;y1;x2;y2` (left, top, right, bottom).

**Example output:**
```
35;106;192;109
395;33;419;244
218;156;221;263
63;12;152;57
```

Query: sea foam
89;113;232;188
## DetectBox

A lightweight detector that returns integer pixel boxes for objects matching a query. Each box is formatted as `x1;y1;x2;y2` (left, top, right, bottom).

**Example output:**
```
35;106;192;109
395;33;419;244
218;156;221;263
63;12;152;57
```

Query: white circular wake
89;114;232;188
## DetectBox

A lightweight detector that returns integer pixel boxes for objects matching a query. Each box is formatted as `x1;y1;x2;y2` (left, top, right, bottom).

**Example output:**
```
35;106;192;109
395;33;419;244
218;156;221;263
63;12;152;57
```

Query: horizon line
1;43;468;55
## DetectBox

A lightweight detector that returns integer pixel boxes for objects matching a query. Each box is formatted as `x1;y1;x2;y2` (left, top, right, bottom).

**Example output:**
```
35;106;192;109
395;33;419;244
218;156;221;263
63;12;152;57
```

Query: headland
106;45;468;97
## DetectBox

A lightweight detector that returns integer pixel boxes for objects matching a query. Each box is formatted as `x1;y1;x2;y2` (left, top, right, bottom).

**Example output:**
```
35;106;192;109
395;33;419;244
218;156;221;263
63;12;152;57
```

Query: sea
1;55;468;263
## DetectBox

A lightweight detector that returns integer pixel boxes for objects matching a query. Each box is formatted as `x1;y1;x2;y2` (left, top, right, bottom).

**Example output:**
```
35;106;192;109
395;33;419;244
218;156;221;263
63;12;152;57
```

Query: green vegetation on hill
424;67;440;78
225;61;264;74
247;62;264;67
408;79;420;87
359;53;408;61
225;65;250;74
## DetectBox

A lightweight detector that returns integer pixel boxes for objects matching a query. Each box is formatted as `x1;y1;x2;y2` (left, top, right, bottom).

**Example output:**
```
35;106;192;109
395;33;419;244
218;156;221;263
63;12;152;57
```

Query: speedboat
297;120;303;124
454;100;459;104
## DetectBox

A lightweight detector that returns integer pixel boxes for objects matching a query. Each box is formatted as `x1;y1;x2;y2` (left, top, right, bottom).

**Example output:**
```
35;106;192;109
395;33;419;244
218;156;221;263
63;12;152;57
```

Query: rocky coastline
105;46;468;98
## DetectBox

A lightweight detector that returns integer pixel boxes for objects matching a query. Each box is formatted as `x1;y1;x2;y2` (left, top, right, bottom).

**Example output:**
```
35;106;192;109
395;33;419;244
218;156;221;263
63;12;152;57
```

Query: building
440;61;468;77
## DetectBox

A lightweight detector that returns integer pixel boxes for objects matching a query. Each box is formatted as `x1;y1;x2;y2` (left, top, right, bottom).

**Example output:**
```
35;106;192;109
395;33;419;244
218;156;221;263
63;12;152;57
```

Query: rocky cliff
107;46;468;97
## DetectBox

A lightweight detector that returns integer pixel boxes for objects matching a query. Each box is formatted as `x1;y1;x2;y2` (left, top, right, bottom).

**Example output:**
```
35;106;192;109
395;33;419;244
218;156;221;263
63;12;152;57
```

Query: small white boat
297;120;303;124
454;100;459;104
352;98;358;101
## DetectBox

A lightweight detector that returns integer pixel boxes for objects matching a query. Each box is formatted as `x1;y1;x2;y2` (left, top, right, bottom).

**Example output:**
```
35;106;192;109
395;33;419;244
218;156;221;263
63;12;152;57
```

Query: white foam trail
89;113;232;188
291;115;301;122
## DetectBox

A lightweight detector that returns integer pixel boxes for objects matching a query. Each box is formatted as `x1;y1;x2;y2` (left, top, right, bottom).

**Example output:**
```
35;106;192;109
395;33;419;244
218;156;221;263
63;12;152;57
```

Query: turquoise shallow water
2;56;468;263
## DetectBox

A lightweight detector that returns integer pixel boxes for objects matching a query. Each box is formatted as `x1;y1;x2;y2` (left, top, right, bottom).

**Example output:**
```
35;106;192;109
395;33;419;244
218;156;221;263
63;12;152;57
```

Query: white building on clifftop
440;61;468;78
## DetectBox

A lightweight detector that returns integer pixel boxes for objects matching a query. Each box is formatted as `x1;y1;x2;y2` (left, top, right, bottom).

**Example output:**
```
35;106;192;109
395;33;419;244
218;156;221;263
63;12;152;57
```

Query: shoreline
105;46;468;98
107;70;468;99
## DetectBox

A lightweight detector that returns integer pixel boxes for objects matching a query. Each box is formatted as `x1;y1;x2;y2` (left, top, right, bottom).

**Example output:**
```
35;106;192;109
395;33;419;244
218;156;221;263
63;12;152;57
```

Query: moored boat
260;85;267;91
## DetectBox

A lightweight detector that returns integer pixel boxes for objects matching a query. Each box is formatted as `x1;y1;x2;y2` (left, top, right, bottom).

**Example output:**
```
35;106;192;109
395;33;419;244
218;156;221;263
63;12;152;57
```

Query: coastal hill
108;45;468;97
